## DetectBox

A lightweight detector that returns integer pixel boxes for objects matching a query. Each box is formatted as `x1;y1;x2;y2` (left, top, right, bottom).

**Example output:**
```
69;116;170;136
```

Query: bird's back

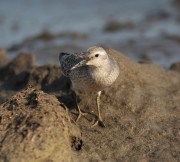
59;52;94;93
59;52;85;77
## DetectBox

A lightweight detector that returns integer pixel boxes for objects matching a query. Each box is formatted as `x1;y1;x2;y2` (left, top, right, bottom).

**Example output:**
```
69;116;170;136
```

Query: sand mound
75;48;180;161
0;87;81;162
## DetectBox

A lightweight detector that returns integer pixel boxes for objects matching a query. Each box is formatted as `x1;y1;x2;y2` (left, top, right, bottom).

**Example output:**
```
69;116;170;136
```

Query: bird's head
71;46;108;70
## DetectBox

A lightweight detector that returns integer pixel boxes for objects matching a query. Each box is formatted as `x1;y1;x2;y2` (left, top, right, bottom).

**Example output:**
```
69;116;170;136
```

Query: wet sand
0;48;179;162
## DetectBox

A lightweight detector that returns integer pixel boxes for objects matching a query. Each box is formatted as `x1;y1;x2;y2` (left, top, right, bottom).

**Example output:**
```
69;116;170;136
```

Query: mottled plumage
59;52;85;77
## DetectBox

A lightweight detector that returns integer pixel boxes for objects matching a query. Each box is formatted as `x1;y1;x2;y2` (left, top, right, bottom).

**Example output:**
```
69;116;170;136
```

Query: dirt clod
170;61;180;72
0;49;9;68
71;136;83;151
0;87;81;162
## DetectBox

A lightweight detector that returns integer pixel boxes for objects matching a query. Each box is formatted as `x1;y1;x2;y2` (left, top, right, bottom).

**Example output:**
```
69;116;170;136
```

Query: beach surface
0;48;179;161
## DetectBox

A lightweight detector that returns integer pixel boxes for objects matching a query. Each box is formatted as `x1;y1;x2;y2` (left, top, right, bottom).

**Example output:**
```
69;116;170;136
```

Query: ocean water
0;0;180;67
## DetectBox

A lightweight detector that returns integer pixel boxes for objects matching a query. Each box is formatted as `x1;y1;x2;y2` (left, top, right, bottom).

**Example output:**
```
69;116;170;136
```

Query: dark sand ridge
0;48;180;161
0;87;82;162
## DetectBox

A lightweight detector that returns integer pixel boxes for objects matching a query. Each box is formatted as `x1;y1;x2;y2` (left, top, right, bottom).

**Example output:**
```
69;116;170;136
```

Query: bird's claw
90;119;105;128
76;111;88;122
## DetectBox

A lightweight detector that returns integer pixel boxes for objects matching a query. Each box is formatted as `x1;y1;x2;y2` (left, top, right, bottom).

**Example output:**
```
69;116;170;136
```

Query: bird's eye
95;54;99;57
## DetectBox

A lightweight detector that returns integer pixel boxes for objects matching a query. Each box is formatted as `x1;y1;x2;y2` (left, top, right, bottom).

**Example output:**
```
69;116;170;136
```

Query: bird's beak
71;59;88;70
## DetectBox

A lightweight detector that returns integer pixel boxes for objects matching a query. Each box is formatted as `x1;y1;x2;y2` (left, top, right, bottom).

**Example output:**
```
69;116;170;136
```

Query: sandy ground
0;48;180;162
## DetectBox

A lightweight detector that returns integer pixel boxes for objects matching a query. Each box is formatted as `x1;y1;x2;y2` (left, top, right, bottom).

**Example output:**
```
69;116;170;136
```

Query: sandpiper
59;46;119;127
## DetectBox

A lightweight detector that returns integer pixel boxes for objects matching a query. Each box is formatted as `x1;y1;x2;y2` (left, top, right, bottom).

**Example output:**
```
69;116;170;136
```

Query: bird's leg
74;93;88;122
91;91;105;128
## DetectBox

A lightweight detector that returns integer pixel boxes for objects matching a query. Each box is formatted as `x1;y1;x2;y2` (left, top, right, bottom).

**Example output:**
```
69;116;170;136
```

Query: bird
59;46;119;127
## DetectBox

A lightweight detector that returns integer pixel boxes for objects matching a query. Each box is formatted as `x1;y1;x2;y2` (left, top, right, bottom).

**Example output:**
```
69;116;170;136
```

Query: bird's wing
59;52;85;76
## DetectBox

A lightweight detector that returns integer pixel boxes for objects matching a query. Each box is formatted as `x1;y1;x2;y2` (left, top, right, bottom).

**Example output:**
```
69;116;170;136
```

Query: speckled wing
59;52;85;77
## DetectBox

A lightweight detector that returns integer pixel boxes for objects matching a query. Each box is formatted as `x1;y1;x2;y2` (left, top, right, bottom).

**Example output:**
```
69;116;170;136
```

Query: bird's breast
70;62;119;94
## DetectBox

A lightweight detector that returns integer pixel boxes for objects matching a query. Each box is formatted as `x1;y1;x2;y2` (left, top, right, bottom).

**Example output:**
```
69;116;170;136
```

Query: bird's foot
76;111;88;122
90;119;105;128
